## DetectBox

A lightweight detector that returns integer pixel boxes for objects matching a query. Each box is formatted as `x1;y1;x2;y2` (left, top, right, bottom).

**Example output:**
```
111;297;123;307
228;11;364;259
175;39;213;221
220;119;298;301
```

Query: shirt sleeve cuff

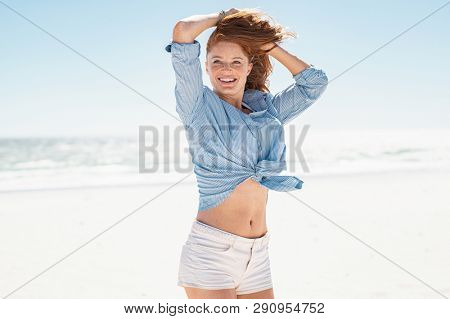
292;65;328;86
165;40;201;60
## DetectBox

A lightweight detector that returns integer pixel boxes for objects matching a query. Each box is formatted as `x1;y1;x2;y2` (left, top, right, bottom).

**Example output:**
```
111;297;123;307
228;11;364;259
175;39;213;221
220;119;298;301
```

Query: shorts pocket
186;235;234;253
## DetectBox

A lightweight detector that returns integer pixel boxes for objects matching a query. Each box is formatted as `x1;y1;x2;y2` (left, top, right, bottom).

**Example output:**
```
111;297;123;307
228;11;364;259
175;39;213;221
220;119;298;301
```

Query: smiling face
205;41;253;99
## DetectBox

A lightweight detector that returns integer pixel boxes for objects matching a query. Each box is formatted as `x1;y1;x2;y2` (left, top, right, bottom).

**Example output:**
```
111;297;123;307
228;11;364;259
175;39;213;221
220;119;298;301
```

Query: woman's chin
214;84;241;94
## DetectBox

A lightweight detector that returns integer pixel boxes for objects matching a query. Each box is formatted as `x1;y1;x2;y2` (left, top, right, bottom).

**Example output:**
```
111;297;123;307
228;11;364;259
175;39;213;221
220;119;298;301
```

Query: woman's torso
196;177;269;239
196;104;269;239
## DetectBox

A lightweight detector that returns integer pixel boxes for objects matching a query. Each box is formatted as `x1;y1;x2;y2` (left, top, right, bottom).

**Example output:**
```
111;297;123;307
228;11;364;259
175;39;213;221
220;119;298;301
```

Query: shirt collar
243;89;267;112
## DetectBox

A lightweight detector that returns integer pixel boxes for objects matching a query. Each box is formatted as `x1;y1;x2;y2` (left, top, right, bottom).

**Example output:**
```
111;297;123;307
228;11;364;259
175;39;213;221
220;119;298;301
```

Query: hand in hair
224;8;239;16
225;8;239;15
217;8;239;24
261;42;278;53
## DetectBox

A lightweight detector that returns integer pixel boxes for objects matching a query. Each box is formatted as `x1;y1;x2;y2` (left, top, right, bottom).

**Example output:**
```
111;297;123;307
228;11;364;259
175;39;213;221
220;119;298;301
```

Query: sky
1;0;449;137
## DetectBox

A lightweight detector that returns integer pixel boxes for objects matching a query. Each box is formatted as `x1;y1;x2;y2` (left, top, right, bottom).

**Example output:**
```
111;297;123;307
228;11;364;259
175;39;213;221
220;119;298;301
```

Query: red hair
206;8;297;92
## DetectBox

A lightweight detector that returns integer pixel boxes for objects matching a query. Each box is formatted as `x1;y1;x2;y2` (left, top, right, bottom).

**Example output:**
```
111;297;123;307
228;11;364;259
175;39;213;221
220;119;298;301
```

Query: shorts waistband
192;220;270;248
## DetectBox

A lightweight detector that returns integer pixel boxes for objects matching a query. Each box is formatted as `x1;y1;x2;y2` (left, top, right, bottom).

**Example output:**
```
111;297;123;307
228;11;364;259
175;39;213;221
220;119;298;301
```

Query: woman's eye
233;61;241;64
213;60;220;63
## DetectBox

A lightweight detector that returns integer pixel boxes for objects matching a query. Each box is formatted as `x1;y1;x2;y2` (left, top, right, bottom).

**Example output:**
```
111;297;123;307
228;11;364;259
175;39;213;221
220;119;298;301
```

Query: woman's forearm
172;12;221;43
268;45;311;76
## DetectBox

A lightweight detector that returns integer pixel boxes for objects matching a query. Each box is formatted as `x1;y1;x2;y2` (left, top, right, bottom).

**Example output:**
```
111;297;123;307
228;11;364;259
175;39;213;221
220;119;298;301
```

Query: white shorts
177;219;273;295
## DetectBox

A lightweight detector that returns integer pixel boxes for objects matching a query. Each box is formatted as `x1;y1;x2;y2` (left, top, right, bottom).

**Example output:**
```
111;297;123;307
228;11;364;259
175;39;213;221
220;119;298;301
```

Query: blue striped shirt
165;40;328;211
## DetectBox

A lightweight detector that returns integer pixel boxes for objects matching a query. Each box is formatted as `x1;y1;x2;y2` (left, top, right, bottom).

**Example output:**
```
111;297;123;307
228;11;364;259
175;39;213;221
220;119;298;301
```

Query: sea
1;128;449;193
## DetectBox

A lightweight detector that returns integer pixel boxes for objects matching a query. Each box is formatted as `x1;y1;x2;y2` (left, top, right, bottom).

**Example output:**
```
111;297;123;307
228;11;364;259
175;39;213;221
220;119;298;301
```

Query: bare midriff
196;177;269;239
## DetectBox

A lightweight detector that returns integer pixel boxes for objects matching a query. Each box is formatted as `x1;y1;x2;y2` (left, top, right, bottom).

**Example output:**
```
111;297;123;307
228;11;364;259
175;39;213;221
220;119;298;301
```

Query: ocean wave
1;129;449;191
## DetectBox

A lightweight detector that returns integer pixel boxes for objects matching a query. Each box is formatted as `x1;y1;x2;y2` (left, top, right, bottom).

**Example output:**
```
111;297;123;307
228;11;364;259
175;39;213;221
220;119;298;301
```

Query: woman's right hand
218;8;239;23
225;8;239;16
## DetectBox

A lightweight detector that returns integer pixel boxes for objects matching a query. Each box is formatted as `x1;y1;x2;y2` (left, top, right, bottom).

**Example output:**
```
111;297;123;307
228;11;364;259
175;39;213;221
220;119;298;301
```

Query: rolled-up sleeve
165;40;204;125
268;66;328;125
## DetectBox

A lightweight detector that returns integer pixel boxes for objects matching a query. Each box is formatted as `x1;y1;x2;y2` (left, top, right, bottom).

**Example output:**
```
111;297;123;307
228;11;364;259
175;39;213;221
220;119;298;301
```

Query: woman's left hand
261;42;278;53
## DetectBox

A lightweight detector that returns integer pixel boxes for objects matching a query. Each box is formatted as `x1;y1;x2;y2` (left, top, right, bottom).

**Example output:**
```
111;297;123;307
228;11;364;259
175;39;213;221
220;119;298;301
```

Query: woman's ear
205;61;209;74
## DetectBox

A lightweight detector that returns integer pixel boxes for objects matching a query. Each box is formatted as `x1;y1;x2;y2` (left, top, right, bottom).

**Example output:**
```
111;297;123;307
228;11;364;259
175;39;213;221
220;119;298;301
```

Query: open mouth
218;77;237;84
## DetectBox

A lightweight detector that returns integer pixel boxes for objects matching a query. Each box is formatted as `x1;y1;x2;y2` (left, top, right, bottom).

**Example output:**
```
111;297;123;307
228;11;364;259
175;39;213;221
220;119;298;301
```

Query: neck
215;90;245;110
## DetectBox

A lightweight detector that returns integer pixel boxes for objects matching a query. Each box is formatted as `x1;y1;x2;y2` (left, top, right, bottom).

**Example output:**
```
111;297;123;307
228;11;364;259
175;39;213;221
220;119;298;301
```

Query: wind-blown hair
206;8;297;92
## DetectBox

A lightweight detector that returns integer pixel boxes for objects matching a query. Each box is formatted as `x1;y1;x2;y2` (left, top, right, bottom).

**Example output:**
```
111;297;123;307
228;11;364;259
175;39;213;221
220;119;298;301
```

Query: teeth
219;78;236;82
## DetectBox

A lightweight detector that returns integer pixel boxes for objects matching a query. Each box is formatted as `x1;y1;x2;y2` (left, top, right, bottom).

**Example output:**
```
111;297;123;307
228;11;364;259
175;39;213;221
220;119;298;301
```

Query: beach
1;166;449;298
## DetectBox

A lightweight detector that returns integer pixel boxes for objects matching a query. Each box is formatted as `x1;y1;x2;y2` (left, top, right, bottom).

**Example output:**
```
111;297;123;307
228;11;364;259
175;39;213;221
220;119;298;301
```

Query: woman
165;8;328;299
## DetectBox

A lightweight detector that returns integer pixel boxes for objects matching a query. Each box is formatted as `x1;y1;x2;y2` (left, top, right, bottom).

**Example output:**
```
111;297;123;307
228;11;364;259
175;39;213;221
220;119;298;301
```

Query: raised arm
173;11;229;43
265;44;328;125
166;10;237;125
264;43;310;76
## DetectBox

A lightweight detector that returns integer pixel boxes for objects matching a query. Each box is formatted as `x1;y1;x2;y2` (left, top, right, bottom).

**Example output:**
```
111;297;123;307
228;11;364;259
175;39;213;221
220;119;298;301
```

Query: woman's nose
221;63;232;70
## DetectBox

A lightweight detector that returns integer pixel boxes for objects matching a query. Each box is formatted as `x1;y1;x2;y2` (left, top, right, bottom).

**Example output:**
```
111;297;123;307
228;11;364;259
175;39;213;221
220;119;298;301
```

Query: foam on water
1;129;449;192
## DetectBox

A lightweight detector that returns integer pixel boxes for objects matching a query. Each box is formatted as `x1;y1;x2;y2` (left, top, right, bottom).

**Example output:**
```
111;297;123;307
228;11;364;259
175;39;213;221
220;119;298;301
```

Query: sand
1;167;449;298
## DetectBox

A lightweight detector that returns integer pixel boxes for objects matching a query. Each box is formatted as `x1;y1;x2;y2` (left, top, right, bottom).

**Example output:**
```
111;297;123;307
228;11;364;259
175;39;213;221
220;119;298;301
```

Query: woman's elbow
172;21;195;43
173;20;188;31
303;79;328;101
313;71;329;98
316;69;329;87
